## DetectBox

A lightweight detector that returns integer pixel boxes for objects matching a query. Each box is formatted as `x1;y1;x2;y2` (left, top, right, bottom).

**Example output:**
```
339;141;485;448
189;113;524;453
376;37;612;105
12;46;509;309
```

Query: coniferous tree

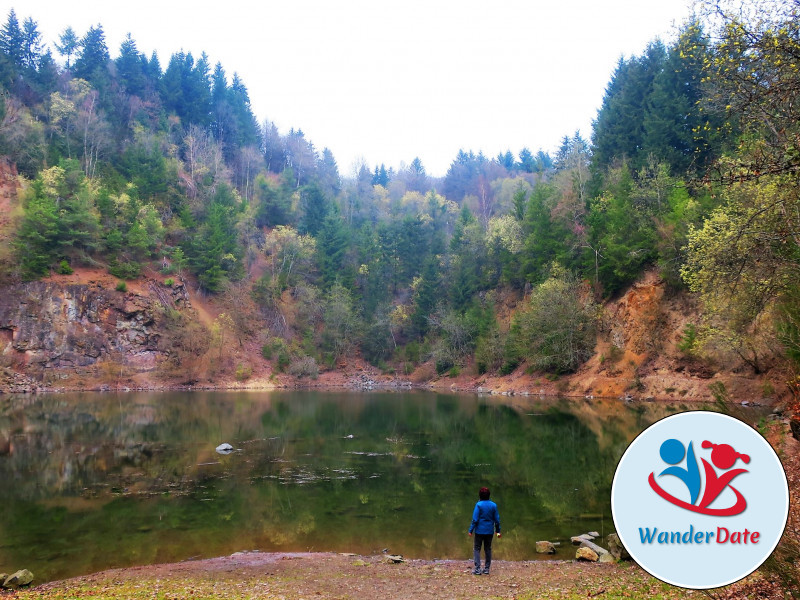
115;34;146;97
643;22;721;175
299;183;329;236
517;147;535;173
55;26;78;69
73;25;110;87
592;41;667;172
0;10;23;72
412;256;440;337
316;210;350;288
20;17;44;73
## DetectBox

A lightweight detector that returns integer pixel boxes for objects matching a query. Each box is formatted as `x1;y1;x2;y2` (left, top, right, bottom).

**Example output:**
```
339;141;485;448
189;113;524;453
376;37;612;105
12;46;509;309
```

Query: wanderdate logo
611;411;789;589
648;438;750;516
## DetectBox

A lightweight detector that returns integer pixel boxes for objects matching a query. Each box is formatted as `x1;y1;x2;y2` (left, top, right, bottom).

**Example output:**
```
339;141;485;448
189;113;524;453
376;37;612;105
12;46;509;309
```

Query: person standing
468;486;501;575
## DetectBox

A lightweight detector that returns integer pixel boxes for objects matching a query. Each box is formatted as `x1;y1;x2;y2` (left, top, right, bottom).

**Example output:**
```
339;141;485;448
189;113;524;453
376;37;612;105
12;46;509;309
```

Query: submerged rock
216;443;234;454
535;541;556;554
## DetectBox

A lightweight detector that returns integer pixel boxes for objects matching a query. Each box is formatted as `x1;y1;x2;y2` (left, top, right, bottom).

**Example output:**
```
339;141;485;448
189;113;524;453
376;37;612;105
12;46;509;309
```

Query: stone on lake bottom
216;443;234;454
535;541;556;554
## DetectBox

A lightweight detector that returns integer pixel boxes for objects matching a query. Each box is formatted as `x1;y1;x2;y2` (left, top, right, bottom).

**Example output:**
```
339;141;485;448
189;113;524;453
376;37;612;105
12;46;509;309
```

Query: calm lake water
0;390;744;582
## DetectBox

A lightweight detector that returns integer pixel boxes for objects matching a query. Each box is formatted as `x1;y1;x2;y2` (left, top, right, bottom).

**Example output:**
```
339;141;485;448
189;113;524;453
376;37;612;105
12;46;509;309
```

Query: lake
0;390;734;582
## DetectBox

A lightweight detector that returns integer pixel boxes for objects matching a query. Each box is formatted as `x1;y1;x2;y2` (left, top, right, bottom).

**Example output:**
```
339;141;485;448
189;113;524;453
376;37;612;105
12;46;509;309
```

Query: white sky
14;0;694;177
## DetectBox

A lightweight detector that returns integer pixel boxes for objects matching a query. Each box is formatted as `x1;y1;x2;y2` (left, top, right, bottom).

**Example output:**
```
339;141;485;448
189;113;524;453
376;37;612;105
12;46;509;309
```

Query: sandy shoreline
7;550;787;599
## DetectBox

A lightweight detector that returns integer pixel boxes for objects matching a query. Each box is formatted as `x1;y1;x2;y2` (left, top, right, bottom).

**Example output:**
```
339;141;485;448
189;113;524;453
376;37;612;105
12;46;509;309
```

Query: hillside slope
0;263;789;407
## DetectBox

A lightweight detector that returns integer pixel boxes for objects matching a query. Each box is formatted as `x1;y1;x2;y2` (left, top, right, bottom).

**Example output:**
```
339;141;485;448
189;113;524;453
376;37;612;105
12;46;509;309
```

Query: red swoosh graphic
648;472;747;516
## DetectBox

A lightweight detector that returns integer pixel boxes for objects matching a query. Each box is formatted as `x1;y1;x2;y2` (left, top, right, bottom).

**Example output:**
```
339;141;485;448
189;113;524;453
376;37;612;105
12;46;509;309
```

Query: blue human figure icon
658;438;701;505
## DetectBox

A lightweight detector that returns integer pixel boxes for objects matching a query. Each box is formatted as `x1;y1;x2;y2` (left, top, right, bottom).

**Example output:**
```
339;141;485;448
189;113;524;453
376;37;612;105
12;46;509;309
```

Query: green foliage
185;185;243;293
510;267;597;374
15;163;100;279
108;259;141;280
57;259;73;275
708;381;729;412
428;306;480;371
115;281;127;292
778;289;800;370
587;166;657;295
254;174;293;227
298;183;329;236
164;278;174;287
521;182;573;284
234;363;252;381
5;5;800;381
676;323;698;356
475;326;506;375
322;283;360;360
361;312;395;366
316;211;350;288
16;180;58;280
288;355;319;379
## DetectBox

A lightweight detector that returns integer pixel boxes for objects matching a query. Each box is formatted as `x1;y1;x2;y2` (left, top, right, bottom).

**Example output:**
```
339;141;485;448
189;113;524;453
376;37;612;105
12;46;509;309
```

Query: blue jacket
469;499;500;535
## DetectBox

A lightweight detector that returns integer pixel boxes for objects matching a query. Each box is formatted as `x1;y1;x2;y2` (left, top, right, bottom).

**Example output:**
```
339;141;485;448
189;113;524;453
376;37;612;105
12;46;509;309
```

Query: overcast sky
15;0;693;176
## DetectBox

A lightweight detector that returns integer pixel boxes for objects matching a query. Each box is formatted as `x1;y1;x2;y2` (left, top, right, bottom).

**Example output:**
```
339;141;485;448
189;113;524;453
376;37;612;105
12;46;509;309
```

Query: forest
0;0;798;387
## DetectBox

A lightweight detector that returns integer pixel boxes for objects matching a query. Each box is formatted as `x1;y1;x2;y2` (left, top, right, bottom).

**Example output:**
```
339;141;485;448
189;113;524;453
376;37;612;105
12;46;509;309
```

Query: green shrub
677;323;698;356
276;350;290;372
509;268;596;374
115;281;127;292
289;356;319;379
262;337;292;373
164;278;175;287
57;259;73;275
108;259;141;280
235;363;252;381
435;359;453;375
499;359;519;376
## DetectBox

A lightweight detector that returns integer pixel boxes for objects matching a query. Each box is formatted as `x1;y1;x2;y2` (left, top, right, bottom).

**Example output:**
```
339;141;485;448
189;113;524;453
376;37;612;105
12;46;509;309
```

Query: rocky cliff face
0;280;190;391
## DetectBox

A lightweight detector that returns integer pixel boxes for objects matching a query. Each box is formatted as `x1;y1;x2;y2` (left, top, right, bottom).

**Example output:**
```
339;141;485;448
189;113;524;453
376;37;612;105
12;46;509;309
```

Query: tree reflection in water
0;391;726;582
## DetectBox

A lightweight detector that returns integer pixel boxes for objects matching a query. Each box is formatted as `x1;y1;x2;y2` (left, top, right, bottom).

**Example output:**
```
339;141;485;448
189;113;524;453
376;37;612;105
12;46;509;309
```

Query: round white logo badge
611;411;789;589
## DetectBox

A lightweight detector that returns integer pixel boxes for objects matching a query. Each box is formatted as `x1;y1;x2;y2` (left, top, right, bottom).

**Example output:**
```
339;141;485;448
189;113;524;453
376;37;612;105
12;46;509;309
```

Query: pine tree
115;34;146;97
16;179;59;279
73;25;110;86
517;147;534;173
316;211;350;288
55;26;78;69
299;183;329;236
0;10;23;71
591;41;667;172
412;256;440;336
20;17;44;72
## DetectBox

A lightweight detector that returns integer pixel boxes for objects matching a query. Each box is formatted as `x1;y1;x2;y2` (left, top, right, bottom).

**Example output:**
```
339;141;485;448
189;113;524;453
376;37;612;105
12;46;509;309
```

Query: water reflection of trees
0;391;703;581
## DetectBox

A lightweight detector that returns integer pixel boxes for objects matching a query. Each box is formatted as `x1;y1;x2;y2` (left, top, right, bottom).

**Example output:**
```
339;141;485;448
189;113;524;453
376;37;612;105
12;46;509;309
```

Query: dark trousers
473;533;493;569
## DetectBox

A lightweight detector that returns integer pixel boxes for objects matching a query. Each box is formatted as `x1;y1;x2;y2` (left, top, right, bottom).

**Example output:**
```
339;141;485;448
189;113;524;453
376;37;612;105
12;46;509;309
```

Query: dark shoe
482;567;490;575
473;568;481;575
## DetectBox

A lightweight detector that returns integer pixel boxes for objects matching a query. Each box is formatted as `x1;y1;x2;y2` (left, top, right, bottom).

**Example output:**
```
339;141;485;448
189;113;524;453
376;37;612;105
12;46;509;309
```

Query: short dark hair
479;487;490;500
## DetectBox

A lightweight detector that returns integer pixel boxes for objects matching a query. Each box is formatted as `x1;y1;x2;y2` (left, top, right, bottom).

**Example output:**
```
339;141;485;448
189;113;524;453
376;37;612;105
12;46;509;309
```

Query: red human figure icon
698;441;750;511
